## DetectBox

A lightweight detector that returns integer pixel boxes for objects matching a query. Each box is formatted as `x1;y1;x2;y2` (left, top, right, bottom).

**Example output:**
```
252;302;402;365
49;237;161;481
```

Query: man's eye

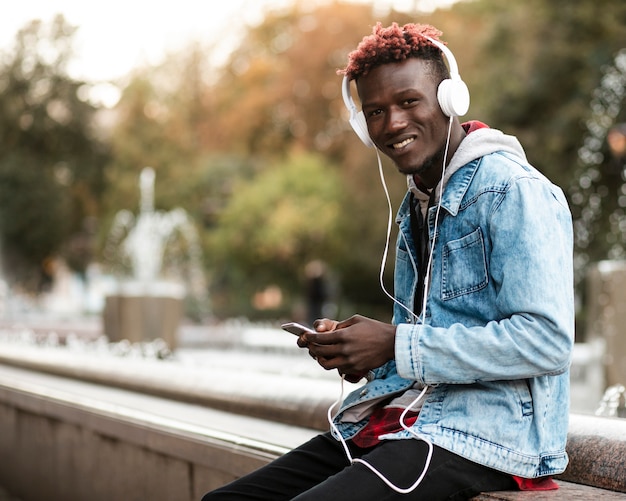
366;109;382;118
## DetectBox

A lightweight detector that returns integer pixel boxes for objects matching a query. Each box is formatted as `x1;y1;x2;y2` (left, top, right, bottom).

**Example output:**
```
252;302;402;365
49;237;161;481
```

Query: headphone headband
422;36;459;77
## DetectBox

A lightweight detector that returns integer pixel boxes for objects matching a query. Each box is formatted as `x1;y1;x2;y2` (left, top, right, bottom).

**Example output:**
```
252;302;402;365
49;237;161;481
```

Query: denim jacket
332;127;574;479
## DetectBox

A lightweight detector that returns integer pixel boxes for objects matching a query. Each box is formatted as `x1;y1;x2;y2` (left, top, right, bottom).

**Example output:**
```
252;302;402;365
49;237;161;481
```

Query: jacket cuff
394;323;422;381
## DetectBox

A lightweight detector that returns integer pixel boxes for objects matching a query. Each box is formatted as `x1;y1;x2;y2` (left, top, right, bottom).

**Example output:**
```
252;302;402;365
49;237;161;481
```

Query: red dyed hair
340;22;448;82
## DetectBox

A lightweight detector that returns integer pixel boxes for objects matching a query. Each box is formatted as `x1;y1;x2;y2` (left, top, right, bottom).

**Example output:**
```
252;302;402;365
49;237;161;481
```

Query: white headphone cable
375;148;419;324
326;115;455;494
376;115;454;323
327;375;433;494
419;114;453;315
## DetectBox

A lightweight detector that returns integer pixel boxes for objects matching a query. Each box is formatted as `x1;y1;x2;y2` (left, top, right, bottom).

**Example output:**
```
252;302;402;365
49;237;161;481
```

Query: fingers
305;316;361;346
335;314;362;329
310;314;363;334
313;318;338;332
304;315;370;374
305;318;343;346
306;334;347;370
297;318;336;347
314;354;342;371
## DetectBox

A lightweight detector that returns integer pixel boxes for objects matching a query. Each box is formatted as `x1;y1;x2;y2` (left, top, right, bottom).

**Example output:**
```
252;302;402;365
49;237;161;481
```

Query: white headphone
341;35;470;148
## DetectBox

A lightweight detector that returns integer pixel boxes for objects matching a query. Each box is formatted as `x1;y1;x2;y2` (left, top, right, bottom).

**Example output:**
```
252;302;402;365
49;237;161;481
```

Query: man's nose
387;107;408;132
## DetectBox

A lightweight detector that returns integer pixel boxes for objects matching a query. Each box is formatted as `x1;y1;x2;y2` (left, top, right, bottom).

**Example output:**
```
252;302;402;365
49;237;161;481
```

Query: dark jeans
201;432;516;500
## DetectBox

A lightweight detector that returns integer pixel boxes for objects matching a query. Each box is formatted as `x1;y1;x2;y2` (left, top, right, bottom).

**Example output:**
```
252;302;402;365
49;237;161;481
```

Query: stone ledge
0;341;625;498
558;413;626;493
473;413;626;499
0;363;319;500
474;480;626;499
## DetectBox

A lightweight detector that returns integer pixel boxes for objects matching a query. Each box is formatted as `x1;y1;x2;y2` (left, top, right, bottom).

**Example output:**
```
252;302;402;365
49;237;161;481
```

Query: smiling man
202;22;574;501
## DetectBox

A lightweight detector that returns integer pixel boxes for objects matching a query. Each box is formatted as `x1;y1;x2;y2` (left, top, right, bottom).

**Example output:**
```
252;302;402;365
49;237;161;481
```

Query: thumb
314;318;338;332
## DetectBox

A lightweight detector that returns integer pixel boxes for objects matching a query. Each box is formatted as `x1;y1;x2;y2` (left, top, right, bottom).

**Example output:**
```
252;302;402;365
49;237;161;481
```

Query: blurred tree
197;1;415;318
102;43;210;216
0;15;109;291
208;152;348;318
467;0;625;186
570;50;626;281
203;2;373;157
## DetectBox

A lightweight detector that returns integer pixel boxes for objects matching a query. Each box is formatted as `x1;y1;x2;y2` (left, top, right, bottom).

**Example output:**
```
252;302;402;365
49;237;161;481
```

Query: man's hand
297;315;396;380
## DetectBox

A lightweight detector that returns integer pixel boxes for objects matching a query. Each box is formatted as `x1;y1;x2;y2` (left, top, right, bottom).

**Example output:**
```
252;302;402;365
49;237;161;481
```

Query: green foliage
208;152;347;318
0;15;108;290
468;0;626;186
197;2;416;319
0;153;71;289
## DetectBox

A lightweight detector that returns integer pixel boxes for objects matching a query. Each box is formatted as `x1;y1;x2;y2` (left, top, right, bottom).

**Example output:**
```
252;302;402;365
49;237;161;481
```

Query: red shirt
351;404;558;491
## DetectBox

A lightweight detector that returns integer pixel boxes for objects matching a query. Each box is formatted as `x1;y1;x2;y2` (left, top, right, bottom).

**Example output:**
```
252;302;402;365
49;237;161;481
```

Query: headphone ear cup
437;77;470;117
351;111;375;148
342;75;375;148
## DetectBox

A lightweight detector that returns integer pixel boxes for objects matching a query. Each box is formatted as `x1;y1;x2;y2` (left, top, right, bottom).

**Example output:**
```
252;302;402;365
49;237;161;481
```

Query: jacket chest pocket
441;228;488;300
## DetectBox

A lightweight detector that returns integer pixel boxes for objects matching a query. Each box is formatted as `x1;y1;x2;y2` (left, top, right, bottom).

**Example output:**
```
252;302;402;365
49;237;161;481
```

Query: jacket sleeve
394;175;575;385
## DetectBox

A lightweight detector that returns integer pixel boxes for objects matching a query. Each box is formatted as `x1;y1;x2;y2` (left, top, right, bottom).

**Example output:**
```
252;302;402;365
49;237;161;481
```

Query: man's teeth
393;138;414;149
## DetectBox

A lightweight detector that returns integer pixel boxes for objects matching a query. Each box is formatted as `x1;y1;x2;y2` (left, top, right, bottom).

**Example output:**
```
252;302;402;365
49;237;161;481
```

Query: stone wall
0;363;316;501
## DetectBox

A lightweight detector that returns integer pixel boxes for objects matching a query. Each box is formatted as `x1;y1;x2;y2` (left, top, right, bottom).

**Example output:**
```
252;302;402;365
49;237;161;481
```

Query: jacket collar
398;157;480;223
438;158;481;217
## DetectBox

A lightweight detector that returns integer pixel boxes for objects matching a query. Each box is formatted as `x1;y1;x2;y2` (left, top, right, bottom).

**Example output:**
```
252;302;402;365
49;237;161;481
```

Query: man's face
356;58;449;188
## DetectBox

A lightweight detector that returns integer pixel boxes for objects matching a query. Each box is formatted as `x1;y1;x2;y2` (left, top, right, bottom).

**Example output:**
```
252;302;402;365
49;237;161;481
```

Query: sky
0;0;292;80
0;0;458;106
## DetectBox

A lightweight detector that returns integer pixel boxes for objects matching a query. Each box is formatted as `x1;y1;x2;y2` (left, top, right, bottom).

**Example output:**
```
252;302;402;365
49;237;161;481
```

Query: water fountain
102;167;208;350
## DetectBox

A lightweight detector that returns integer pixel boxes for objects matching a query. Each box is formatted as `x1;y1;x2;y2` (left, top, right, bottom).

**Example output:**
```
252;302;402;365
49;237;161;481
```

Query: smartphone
281;322;316;336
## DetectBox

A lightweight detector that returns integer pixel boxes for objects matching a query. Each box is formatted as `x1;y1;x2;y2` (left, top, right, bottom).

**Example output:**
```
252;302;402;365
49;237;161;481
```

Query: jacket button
360;388;369;397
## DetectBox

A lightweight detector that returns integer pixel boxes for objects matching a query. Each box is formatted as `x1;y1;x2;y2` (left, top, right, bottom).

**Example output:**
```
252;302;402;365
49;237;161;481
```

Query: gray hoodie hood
408;125;528;196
